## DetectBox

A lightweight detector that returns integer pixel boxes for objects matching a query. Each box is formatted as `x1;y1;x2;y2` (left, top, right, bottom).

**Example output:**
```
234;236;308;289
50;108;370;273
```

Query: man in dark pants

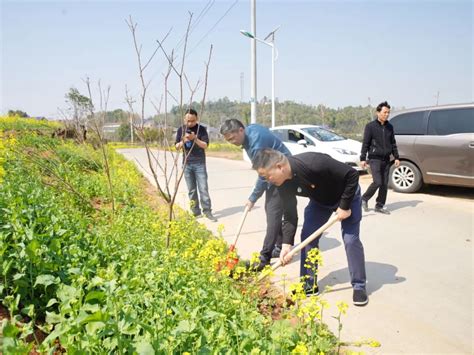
220;119;290;270
252;149;368;306
175;109;217;222
360;101;400;214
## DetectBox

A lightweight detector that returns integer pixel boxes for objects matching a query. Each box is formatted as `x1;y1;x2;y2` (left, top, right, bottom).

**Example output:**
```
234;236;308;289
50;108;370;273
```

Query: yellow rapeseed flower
319;298;330;310
305;248;323;268
289;282;306;302
232;266;246;280
297;296;322;324
217;223;225;235
336;301;349;315
250;252;260;264
291;342;309;354
354;338;381;348
260;265;275;278
369;339;381;347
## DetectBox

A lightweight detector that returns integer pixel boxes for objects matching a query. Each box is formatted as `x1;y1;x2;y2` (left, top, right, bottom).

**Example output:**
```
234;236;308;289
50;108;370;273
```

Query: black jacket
278;152;360;245
360;119;399;162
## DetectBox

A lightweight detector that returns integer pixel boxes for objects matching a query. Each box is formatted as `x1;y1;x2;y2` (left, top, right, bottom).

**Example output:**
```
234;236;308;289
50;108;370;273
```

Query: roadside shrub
0;119;339;353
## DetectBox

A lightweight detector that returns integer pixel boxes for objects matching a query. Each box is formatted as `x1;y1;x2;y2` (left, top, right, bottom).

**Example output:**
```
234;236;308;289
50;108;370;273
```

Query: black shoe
193;212;202;218
245;258;270;272
374;207;390;215
291;284;319;297
271;246;282;258
353;289;368;306
362;200;369;212
204;212;217;222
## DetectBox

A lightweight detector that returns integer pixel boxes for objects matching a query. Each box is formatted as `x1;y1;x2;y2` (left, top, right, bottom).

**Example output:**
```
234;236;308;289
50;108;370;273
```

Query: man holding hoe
220;119;290;271
252;148;368;306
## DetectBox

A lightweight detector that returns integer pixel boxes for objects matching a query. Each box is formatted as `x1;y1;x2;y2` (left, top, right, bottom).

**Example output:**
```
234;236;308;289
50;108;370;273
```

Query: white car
269;125;363;171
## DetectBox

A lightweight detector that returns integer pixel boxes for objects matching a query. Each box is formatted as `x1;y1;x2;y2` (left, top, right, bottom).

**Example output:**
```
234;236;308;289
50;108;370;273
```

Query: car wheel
389;161;423;193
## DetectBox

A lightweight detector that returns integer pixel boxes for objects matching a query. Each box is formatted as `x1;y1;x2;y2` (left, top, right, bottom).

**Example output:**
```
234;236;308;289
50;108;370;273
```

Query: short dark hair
252;148;288;171
185;108;198;117
220;118;245;135
376;101;391;112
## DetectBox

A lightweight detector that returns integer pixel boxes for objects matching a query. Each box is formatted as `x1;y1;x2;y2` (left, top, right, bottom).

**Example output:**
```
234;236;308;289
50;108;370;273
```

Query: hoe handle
265;213;339;276
230;205;250;248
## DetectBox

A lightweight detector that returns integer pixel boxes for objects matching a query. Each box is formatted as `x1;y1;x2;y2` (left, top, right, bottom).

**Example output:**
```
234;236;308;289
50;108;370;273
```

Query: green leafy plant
1;118;341;353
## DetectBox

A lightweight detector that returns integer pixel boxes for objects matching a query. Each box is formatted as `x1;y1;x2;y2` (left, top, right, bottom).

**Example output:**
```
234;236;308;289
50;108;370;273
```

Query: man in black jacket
360;101;400;214
252;149;368;306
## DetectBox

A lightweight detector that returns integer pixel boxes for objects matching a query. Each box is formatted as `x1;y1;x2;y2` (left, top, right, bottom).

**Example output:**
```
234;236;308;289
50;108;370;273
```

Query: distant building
207;126;220;140
103;123;121;140
143;119;157;128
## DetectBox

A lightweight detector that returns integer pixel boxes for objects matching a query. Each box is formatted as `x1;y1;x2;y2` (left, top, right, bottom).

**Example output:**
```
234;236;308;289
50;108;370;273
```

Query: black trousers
362;159;390;208
260;185;283;261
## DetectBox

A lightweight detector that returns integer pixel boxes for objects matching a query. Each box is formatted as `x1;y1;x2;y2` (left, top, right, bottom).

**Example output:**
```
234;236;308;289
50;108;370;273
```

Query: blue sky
1;0;472;118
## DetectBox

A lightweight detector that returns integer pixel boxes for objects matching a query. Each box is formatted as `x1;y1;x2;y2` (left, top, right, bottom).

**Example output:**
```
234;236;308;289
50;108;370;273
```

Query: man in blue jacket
220;119;290;270
360;101;400;214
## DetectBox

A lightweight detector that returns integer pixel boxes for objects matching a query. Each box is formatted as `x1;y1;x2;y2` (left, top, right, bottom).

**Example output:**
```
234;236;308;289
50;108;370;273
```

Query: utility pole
435;91;440;106
264;27;280;128
368;97;372;121
129;113;134;144
319;104;326;127
250;0;257;124
241;26;280;128
240;72;244;102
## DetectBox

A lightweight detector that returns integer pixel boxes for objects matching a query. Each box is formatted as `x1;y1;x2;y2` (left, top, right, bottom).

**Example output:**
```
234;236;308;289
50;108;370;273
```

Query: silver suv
388;103;473;193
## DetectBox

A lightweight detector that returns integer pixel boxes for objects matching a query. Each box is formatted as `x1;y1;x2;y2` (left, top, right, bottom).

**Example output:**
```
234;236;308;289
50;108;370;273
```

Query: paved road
119;148;473;354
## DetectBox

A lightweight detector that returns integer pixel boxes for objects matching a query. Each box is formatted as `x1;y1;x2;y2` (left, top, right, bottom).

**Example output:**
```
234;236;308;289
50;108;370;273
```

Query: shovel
222;205;250;271
257;213;339;282
215;205;250;271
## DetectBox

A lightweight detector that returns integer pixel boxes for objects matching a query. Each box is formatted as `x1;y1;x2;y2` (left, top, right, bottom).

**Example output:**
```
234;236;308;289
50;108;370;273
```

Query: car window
390;111;426;135
427;108;474;135
288;129;304;143
301;127;345;142
302;134;315;146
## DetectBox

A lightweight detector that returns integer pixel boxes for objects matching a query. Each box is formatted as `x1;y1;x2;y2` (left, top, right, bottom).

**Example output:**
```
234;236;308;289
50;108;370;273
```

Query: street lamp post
240;28;279;128
250;0;257;124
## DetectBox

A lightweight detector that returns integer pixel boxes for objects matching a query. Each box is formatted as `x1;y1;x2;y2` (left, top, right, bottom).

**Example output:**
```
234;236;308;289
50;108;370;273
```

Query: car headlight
332;148;358;155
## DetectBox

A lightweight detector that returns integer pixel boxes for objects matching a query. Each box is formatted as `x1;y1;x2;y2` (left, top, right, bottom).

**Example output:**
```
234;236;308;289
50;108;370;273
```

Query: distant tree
65;88;93;142
240;105;251;126
7;109;29;118
105;109;130;123
167;99;376;139
117;122;131;142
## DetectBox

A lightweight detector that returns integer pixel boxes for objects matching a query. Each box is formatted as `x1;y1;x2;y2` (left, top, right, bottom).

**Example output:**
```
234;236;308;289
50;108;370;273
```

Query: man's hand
185;131;195;142
336;207;351;221
394;159;400;168
280;244;293;266
245;200;255;211
360;161;368;169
